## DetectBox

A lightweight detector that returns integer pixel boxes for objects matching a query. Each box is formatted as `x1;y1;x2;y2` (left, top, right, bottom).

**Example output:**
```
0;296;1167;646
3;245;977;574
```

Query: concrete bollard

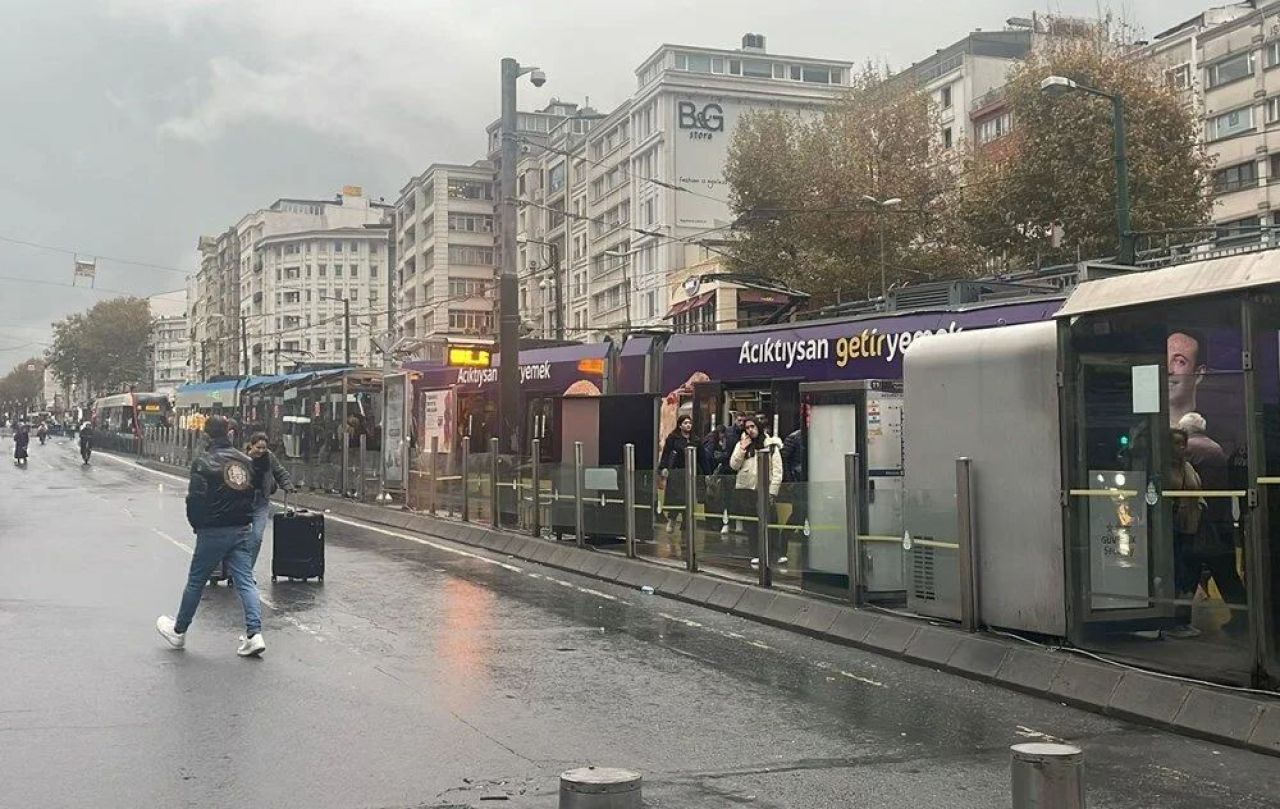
1011;742;1085;809
559;767;641;809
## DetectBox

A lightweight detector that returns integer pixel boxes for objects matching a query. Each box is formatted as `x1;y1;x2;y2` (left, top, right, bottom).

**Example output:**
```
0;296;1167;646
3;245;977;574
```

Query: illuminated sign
448;346;492;368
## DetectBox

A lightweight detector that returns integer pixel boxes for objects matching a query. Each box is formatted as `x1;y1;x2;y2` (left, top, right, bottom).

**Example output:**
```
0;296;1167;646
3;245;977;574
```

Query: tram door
691;382;724;438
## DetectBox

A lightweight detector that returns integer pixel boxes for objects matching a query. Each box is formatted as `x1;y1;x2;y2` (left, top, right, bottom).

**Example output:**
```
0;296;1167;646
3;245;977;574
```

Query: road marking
151;528;192;554
324;515;525;574
840;671;887;688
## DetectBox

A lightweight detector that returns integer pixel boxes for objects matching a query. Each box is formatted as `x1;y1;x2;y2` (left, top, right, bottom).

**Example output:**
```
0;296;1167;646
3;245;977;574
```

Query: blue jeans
175;524;262;636
249;496;272;568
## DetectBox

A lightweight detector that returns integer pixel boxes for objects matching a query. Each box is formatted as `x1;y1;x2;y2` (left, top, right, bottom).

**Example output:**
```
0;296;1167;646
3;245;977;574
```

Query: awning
174;380;243;409
1056;252;1280;318
665;291;715;319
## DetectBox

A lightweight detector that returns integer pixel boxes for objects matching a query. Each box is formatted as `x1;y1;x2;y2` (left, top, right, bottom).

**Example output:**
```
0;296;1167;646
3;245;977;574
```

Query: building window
1209;107;1255;140
1216;215;1261;244
318;264;327;277
448;245;495;265
942;127;953;150
1206;51;1254;89
448;213;494;233
1166;63;1191;89
548;162;566;193
334;265;343;278
1267;96;1280;124
1266;41;1280;70
1213;161;1258;194
940;85;952;109
350;264;359;278
976;112;1013;144
448;309;494;334
446;179;494;200
448;278;487;298
334;241;344;252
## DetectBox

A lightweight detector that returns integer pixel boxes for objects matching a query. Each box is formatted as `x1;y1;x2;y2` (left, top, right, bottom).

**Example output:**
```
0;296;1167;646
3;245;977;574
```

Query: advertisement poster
382;374;407;488
422;389;452;454
1087;470;1150;610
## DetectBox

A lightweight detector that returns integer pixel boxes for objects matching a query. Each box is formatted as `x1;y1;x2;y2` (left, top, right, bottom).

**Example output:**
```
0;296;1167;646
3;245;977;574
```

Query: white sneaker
750;557;760;567
156;615;185;649
777;556;789;566
237;633;266;657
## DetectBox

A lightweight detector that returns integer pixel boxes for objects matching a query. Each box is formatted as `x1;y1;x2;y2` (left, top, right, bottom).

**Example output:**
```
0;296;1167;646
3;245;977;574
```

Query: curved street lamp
1039;75;1133;264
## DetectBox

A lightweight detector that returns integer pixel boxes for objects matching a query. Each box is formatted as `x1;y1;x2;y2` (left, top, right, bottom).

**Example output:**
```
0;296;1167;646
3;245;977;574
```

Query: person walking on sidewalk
246;432;295;567
156;415;266;657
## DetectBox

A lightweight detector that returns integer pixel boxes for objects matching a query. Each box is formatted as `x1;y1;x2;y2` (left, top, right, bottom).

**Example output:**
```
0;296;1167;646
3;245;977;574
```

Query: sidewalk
135;455;1280;758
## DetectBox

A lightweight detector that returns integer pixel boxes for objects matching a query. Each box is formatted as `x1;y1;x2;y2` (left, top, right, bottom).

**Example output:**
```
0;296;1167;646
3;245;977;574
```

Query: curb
129;455;1280;759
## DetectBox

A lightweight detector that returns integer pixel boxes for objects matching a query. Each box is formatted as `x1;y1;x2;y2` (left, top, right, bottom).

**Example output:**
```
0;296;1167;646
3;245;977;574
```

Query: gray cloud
0;0;1211;373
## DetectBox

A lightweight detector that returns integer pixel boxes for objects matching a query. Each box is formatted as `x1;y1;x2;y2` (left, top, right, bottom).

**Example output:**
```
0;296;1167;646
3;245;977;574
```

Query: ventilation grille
911;546;937;601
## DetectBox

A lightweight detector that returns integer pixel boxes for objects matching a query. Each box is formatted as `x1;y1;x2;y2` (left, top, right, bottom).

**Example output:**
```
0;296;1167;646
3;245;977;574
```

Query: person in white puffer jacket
729;415;784;567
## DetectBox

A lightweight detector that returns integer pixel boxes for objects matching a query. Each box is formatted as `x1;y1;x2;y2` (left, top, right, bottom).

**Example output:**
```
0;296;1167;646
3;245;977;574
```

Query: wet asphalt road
2;437;1279;809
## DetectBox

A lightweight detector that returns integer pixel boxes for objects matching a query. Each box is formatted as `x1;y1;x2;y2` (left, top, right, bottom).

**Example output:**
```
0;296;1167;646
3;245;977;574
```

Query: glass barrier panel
466;451;492;523
435;451;464;519
496;453;522;529
632;469;675;562
581;464;627;552
696;471;760;580
541;462;578;542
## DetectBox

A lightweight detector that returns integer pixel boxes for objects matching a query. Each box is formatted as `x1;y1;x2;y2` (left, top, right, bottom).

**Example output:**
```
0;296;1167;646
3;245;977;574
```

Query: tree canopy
725;67;964;307
724;39;1211;302
945;38;1211;266
46;297;152;396
0;357;46;411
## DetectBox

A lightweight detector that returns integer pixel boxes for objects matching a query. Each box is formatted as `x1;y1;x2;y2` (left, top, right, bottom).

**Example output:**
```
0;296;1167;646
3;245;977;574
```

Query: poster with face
1166;327;1243;480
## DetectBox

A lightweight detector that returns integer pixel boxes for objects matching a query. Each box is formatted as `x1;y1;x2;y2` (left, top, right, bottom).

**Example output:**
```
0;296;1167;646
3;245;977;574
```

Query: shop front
1059;253;1280;688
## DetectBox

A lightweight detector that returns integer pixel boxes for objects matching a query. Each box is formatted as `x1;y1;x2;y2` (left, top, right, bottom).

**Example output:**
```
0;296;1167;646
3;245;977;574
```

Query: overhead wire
0;234;193;276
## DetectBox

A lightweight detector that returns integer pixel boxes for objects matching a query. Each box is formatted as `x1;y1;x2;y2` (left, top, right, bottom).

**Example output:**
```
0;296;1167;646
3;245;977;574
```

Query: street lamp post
1039;75;1133;265
861;195;903;299
499;57;546;452
519;238;563;340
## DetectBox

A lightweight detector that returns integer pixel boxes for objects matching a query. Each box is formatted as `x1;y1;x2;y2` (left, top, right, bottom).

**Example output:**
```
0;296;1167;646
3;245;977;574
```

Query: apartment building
146;290;189;394
1144;1;1280;245
512;35;851;341
193;186;390;378
392;162;499;360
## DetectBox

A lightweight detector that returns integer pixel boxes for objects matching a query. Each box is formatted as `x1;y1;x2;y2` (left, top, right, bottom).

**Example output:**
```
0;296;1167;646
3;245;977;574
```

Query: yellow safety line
1162;490;1246;497
1069;489;1139;497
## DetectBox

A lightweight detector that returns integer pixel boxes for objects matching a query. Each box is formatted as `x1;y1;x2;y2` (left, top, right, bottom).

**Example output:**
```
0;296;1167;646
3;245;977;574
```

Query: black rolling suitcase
271;493;325;582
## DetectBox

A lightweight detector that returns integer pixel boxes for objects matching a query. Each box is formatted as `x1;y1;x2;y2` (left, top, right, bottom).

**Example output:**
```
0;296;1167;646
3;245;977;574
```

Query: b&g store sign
677;101;724;140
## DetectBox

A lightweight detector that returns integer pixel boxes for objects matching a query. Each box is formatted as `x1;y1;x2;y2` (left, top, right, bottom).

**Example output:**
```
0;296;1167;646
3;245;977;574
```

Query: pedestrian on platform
729;415;783;567
659;414;695;533
156;415;266;657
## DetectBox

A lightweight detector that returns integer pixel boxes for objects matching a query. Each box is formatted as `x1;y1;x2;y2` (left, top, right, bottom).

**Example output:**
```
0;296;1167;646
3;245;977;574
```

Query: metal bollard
623;443;636;558
559;767;642;809
684;445;698;572
1011;743;1085;809
358;435;368;503
756;448;772;587
844;452;863;605
530;438;542;538
573;441;586;548
341;429;351;498
489;436;500;529
956;456;980;633
461;438;471;522
428;437;439;516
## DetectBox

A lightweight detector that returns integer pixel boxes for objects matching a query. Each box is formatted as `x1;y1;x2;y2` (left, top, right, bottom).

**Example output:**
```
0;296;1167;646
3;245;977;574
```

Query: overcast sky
0;0;1212;372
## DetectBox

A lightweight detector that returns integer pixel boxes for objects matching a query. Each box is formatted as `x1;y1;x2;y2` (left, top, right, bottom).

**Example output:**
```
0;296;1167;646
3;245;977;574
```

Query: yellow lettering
835;337;849;368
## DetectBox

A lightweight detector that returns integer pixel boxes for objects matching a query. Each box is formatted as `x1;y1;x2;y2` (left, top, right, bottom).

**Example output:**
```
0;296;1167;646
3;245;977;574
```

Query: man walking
156;415;266;657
